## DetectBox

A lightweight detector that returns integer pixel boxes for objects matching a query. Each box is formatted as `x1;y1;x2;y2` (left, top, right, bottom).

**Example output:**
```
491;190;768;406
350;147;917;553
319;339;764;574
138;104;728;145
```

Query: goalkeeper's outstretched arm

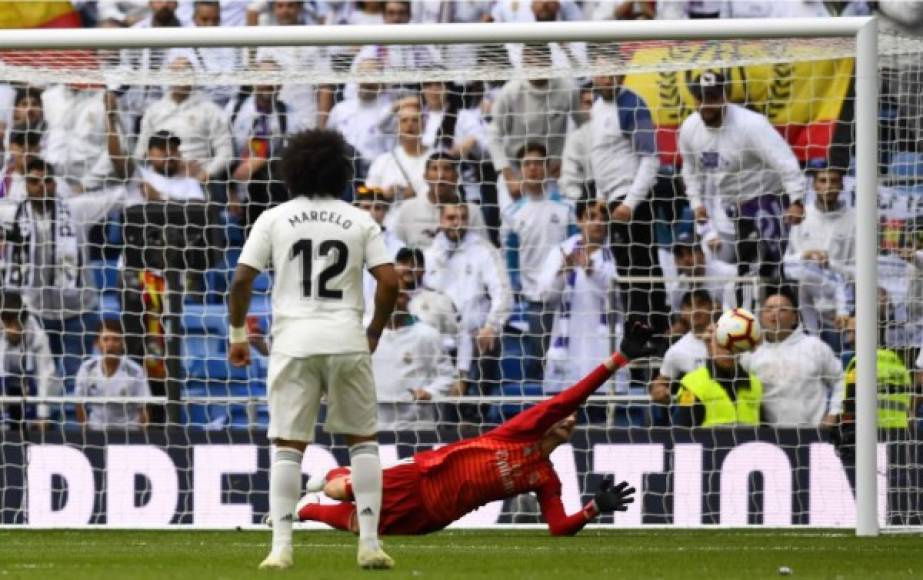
490;323;653;441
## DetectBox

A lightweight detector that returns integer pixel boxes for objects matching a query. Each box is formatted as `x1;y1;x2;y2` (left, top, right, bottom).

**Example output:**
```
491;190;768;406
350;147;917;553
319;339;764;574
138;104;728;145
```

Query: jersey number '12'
291;239;349;300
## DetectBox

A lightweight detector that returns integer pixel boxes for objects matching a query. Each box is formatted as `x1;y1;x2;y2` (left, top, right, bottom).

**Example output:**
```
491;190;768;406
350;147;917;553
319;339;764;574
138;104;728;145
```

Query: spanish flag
0;1;81;29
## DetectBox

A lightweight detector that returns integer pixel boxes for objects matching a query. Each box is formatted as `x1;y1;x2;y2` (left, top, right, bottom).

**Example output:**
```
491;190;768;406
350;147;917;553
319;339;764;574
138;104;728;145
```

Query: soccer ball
714;308;761;352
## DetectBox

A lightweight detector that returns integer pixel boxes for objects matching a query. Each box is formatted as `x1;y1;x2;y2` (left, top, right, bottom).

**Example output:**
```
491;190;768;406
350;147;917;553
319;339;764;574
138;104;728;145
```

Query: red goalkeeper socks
298;502;357;533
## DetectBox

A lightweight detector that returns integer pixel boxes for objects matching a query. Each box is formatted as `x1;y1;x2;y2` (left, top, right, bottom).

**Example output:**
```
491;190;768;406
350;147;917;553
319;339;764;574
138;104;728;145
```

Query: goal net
0;22;920;531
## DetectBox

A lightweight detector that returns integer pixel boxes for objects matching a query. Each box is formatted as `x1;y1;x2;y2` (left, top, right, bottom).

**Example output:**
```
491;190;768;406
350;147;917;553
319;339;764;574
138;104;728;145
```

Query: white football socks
349;442;383;550
270;447;303;553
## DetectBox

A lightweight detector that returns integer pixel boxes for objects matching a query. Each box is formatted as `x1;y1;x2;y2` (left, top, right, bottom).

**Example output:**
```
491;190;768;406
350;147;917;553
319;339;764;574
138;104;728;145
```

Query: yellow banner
622;43;854;127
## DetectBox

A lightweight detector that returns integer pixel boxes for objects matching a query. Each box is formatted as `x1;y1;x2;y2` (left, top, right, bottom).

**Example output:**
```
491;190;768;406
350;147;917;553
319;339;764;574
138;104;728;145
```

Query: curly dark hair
280;129;353;199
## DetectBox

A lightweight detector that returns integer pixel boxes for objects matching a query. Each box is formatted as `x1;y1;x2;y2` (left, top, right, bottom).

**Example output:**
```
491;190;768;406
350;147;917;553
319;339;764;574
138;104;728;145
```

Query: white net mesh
0;30;920;530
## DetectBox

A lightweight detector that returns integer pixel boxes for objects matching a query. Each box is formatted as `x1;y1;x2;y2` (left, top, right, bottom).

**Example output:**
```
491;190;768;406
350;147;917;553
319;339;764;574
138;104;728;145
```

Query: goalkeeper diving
290;323;652;536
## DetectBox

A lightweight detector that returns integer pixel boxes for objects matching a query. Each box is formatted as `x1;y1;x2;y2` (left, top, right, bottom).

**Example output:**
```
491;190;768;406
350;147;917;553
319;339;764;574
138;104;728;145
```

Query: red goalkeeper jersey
411;358;623;534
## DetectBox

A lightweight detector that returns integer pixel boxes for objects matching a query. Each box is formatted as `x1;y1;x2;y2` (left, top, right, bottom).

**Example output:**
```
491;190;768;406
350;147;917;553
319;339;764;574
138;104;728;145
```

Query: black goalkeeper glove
592;477;636;513
619;320;655;361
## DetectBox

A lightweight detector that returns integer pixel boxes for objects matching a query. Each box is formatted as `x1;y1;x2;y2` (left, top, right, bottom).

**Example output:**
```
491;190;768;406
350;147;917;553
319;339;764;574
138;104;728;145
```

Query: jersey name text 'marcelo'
238;197;392;357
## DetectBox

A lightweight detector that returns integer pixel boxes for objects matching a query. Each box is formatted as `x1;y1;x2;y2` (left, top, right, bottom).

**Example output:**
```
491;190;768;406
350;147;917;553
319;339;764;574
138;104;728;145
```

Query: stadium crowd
0;0;921;433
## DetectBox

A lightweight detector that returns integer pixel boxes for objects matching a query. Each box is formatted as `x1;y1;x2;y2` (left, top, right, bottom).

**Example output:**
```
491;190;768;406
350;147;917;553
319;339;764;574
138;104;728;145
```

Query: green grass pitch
0;529;919;579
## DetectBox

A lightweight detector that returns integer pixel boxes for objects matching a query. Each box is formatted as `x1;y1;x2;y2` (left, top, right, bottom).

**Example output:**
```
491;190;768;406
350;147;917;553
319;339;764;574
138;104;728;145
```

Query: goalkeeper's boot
258;547;293;570
357;542;395;570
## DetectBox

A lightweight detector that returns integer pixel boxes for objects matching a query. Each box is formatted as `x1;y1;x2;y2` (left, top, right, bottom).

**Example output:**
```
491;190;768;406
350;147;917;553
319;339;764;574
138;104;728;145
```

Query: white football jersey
238;196;392;357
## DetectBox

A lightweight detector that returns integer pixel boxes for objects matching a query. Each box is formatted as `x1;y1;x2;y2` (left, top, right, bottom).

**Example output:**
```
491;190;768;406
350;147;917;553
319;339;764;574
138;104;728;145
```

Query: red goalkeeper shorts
378;461;446;535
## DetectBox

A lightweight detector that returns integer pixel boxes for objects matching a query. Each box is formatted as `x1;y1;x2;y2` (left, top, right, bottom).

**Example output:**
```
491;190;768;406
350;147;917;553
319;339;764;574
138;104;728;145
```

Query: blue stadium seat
182;303;227;335
88;259;121;293
888;151;923;181
100;292;121;319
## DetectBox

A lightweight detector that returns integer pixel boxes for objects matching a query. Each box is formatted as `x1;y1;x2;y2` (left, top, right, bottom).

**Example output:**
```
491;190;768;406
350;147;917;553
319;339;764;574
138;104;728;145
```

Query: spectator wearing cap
2;157;124;383
0;291;60;428
747;286;844;428
678;71;805;279
130;131;206;203
133;54;233;190
487;43;582;210
392;152;486;249
783;162;855;350
502;142;578;377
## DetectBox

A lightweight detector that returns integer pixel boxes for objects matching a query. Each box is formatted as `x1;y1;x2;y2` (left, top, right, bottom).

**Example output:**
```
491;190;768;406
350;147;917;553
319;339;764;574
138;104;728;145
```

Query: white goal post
0;17;885;535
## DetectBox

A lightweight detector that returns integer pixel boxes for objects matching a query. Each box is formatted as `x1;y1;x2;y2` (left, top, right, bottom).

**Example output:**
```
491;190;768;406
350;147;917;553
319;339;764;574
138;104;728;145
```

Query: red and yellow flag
0;1;81;29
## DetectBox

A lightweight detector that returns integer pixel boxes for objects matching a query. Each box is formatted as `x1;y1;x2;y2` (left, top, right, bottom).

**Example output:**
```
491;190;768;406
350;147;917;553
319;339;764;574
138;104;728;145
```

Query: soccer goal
0;17;918;536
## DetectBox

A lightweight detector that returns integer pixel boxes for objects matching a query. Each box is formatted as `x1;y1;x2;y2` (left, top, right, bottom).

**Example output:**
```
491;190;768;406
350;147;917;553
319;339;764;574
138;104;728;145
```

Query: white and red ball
714;308;761;352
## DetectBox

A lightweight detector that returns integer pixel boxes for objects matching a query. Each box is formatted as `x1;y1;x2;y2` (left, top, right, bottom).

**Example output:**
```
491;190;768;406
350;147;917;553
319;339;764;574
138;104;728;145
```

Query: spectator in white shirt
393;151;486;249
748;287;844;428
410;1;493;69
132;131;206;203
3;158;124;383
348;2;442;100
356;185;404;327
119;1;185;128
393;246;459;353
487;43;582;210
498;1;588;71
366;98;432;213
560;83;595;201
424;201;512;386
252;1;334;132
75;319;151;431
0;291;60;427
42;85;129;194
246;0;324;26
502;142;577;377
668;232;739;317
679;72;805;278
537;198;625;396
7;86;45;139
178;0;249;26
227;59;292;225
649;290;715;406
372;287;460;431
166;1;241;108
133;55;234;191
326;57;394;177
783;165;855;348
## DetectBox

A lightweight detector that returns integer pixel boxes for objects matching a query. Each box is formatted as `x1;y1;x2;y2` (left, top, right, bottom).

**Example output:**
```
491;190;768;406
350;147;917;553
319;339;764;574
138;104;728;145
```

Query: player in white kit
227;130;399;570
